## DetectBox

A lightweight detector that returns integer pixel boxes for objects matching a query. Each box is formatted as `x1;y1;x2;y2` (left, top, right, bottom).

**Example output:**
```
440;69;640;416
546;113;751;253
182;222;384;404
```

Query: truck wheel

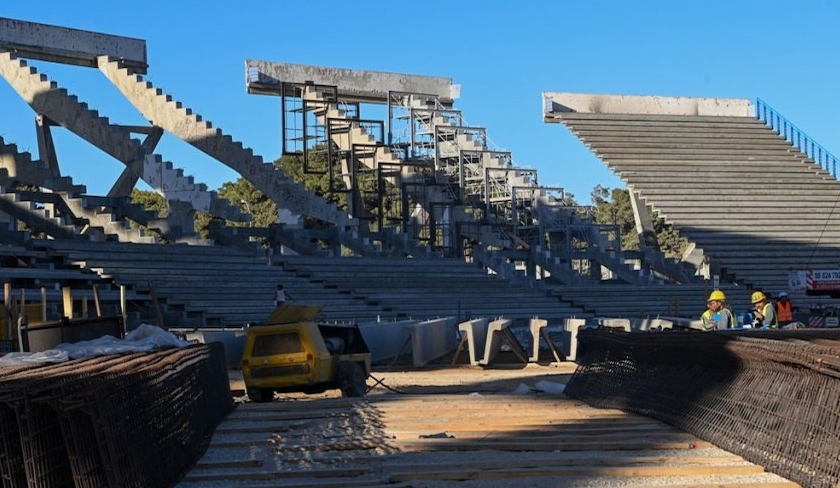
338;362;366;397
247;387;273;403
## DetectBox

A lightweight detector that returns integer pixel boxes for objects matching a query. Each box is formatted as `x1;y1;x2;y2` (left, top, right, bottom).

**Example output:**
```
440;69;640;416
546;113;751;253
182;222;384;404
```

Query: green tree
276;153;347;209
130;189;216;239
130;189;168;217
590;185;638;250
589;186;688;258
218;178;278;227
652;212;689;258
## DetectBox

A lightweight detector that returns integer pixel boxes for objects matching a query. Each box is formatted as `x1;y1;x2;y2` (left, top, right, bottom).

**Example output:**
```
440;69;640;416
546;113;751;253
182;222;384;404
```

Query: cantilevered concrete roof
246;60;459;105
543;92;753;119
0;17;147;72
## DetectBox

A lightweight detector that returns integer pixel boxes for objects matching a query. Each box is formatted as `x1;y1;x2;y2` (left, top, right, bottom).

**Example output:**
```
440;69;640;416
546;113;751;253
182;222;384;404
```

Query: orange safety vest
776;300;793;323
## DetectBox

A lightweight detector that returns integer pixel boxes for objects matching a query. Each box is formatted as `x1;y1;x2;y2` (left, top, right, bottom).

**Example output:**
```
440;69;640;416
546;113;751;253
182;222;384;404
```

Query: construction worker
751;291;778;329
775;291;794;327
701;290;736;330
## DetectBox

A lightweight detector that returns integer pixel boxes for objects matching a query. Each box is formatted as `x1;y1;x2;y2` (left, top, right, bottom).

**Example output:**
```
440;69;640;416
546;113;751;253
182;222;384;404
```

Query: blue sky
1;1;839;203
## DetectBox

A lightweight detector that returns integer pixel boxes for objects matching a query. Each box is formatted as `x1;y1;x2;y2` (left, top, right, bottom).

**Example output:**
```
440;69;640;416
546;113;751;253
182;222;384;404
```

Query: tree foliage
276;153;347;208
589;185;688;258
129;154;687;258
218;178;278;228
130;189;167;217
590;185;638;250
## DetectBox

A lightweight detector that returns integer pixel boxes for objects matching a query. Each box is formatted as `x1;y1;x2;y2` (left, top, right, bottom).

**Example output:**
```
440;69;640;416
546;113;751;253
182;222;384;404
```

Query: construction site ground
182;359;799;487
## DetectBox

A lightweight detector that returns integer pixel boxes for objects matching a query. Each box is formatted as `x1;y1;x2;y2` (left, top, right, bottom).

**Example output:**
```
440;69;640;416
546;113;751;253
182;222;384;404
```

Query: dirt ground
229;358;578;399
202;360;799;488
365;361;576;395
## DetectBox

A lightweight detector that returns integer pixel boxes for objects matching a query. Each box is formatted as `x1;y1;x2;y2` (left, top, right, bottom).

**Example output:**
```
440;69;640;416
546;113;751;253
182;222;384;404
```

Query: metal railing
756;98;839;177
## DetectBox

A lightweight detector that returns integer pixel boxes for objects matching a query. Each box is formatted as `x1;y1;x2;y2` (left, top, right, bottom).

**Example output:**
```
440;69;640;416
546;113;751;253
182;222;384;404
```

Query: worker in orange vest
775;291;794;327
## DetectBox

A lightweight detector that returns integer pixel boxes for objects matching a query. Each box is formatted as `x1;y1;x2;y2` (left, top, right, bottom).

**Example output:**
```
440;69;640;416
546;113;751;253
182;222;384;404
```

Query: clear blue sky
2;1;839;203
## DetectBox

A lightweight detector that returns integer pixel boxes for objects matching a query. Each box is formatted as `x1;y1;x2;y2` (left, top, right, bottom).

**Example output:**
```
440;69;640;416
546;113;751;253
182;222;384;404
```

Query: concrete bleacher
282;255;591;323
548;283;758;322
33;240;594;328
544;93;840;303
35;240;396;327
32;236;779;330
0;243;141;321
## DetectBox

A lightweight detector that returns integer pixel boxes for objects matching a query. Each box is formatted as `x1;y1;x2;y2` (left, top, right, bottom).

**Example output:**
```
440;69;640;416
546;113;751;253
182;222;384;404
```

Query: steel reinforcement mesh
0;343;233;488
566;327;840;488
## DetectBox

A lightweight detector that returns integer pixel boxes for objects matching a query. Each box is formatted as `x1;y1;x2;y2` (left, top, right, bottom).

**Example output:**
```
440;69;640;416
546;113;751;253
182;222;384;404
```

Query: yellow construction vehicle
240;304;371;402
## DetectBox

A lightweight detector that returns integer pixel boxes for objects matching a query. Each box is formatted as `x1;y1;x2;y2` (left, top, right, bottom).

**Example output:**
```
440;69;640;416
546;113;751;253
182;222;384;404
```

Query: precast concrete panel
404;317;457;367
0;17;147;72
358;319;417;364
543;92;753;118
246;60;458;104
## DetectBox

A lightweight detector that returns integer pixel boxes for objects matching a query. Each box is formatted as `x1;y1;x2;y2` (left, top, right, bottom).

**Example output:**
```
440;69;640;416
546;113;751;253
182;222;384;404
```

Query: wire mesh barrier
566;327;840;488
0;343;233;488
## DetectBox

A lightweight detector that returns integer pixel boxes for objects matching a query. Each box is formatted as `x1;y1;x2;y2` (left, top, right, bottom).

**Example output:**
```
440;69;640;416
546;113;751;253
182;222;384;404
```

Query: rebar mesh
0;343;232;488
566;327;840;488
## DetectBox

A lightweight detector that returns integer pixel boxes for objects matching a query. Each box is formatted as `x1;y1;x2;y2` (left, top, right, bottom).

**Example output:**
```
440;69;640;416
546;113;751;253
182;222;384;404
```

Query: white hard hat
778;291;789;298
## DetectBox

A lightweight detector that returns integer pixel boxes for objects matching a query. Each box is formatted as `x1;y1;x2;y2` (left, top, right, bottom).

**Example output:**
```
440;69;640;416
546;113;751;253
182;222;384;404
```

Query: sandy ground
228;359;577;399
203;361;799;488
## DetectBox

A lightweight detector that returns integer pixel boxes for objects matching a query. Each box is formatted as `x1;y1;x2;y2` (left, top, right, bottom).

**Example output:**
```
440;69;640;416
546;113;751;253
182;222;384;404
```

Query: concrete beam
0;17;147;73
457;318;488;366
479;318;522;366
559;318;587;361
543;92;753;119
246;60;459;105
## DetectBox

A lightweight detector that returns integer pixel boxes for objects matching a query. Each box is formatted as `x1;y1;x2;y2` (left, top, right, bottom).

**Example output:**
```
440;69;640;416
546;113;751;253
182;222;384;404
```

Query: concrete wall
0;17;147;72
543;92;753;117
246;60;458;104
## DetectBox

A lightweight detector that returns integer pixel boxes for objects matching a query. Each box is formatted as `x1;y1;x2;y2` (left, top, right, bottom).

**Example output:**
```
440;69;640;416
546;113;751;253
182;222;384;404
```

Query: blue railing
756;98;839;177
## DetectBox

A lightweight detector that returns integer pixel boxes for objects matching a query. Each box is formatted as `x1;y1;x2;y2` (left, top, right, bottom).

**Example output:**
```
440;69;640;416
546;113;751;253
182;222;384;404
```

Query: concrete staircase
98;56;354;228
0;137;162;243
306;89;666;283
546;98;840;297
0;51;243;228
0;137;86;194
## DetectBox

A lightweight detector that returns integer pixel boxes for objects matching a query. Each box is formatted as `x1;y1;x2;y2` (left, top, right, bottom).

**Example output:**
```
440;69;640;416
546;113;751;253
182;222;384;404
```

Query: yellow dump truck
240;304;371;402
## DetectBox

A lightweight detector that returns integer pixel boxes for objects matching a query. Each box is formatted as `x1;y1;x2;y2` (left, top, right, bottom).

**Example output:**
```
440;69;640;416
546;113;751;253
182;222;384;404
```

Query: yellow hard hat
751;291;767;303
708;290;726;302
